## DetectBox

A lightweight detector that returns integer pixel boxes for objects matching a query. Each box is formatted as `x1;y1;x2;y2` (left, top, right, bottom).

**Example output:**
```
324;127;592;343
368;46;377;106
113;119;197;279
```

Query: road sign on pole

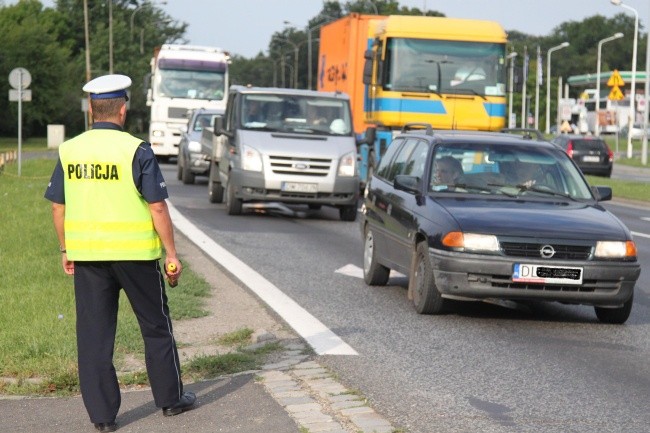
607;69;625;101
8;67;32;177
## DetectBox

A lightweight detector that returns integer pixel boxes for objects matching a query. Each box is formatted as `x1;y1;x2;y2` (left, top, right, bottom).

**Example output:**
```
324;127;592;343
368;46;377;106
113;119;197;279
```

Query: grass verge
0;158;211;396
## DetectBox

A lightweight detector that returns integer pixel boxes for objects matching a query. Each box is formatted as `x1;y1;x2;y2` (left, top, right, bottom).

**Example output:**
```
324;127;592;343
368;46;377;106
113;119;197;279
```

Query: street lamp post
611;0;638;158
641;10;650;165
545;42;569;134
131;1;168;40
109;0;113;74
276;36;299;89
306;17;337;90
507;52;517;128
596;32;624;137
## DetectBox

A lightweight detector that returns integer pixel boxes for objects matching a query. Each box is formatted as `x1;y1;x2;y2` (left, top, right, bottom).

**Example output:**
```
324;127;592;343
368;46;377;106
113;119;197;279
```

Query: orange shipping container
318;13;379;135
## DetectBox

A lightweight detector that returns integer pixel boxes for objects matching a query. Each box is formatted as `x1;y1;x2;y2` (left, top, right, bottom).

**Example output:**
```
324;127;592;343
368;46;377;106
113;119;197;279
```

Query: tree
0;0;79;137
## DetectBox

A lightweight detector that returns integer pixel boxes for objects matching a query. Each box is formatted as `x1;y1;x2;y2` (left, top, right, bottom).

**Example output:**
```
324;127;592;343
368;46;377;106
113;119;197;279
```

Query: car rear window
572;139;607;152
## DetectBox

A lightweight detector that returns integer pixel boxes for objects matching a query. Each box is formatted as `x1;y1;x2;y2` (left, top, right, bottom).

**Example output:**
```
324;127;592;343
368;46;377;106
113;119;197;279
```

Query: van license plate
513;264;583;285
281;182;318;193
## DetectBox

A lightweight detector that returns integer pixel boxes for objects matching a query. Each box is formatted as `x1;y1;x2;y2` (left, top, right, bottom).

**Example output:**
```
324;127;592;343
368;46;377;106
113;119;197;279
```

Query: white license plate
281;182;318;193
582;155;600;163
512;263;583;285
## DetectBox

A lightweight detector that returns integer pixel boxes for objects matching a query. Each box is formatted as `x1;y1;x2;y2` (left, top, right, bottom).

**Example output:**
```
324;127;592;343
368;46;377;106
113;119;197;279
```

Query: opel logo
540;244;555;259
294;163;309;170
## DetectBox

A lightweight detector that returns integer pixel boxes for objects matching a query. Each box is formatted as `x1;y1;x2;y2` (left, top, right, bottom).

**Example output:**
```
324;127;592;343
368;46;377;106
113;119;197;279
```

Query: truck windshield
155;69;226;100
240;94;353;135
384;38;506;96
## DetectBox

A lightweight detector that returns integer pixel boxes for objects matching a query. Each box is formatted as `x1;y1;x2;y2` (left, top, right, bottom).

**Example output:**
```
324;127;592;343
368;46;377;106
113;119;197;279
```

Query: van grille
269;155;332;177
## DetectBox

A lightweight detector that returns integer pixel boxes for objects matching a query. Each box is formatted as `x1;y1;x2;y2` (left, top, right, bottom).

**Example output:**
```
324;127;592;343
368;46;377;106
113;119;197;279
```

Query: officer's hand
164;258;182;287
62;254;74;275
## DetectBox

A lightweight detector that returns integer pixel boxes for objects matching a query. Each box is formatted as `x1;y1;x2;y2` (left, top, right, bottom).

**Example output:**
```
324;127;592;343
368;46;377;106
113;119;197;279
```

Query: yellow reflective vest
59;129;162;261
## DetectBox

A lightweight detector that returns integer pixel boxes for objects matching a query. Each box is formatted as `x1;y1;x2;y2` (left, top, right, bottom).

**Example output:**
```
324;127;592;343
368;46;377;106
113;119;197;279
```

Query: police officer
44;74;195;432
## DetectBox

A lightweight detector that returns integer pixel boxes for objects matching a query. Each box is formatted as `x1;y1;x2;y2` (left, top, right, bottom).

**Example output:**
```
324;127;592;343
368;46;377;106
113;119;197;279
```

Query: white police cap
83;74;131;100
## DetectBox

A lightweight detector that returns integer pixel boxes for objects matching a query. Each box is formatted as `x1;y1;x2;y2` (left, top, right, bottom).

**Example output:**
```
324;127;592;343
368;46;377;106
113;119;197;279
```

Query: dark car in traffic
550;134;613;177
177;108;223;184
360;125;640;323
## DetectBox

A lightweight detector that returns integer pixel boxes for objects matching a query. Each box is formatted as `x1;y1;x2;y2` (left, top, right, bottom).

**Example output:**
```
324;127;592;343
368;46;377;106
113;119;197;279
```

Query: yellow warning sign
607;69;625;87
608;86;624;101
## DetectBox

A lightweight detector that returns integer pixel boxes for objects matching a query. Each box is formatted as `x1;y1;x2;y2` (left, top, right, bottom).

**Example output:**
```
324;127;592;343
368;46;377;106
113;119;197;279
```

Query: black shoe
94;422;117;432
162;391;196;416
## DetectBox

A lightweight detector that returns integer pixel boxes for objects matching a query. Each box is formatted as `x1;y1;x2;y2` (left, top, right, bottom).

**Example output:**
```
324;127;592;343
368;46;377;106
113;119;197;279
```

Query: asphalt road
163;162;649;433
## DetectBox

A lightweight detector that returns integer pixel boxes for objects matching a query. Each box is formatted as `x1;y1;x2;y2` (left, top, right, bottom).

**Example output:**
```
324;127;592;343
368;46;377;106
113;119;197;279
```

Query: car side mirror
592;185;612;202
394;175;421;195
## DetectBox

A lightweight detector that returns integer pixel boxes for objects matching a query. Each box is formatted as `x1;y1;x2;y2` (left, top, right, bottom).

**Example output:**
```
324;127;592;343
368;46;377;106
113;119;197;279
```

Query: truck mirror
213;115;224;135
143;73;151;96
357;126;376;149
365;126;376;144
362;58;373;85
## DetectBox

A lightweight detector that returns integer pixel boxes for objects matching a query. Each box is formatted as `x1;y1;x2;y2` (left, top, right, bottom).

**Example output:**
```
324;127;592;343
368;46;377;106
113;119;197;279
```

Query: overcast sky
161;0;650;58
6;0;650;58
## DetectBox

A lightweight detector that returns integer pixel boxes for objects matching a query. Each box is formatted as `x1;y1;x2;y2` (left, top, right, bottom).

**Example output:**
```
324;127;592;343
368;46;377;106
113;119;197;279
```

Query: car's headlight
338;151;356;177
442;232;500;252
242;144;263;172
595;240;637;259
151;129;164;138
188;141;201;153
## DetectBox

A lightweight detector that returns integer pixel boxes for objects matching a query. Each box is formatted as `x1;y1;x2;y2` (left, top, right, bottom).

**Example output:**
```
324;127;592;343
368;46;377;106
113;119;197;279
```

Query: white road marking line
335;264;405;279
168;202;358;356
632;231;650;239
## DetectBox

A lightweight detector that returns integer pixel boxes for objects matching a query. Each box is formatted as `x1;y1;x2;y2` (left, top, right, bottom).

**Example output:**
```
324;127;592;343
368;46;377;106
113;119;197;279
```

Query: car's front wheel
182;162;195;184
208;163;224;203
339;204;357;221
594;295;633;324
225;178;243;215
411;241;446;314
176;158;183;180
363;226;389;285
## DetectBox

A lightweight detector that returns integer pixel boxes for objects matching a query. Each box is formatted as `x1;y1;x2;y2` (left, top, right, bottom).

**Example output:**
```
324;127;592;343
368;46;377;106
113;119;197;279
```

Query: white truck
146;44;229;159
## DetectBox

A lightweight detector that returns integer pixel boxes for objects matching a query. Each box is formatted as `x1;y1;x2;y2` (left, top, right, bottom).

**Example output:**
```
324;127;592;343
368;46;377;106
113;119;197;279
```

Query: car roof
553;134;603;141
397;129;560;150
228;84;349;100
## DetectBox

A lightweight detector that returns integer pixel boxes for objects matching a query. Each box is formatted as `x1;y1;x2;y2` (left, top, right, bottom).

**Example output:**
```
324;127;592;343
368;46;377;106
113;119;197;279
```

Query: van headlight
242;144;263;172
338;151;356;177
188;141;201;153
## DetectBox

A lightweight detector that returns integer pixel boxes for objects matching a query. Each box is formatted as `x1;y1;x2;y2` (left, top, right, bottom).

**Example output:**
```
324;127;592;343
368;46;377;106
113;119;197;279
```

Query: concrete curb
259;353;396;433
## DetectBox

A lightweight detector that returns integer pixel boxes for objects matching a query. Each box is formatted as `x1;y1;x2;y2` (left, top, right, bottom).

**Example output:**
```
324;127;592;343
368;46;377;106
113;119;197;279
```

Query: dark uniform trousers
74;260;183;423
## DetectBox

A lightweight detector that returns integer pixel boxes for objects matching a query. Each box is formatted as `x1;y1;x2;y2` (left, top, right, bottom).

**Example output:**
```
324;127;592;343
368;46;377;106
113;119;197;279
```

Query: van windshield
240;94;353;135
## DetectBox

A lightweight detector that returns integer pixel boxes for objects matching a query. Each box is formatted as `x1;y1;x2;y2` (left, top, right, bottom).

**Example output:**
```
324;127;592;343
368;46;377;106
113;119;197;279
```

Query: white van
208;86;360;221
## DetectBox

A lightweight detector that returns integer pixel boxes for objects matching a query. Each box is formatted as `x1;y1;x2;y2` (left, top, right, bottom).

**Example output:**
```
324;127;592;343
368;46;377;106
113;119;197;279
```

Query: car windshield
192;113;218;132
239;94;353;135
430;142;594;200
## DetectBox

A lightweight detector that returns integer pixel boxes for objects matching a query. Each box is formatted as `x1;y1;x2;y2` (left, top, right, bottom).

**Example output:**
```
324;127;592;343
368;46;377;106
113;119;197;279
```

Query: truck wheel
181;164;195;184
226;179;243;215
594;295;633;324
208;164;224;203
339;204;357;221
412;242;446;315
363;226;389;285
